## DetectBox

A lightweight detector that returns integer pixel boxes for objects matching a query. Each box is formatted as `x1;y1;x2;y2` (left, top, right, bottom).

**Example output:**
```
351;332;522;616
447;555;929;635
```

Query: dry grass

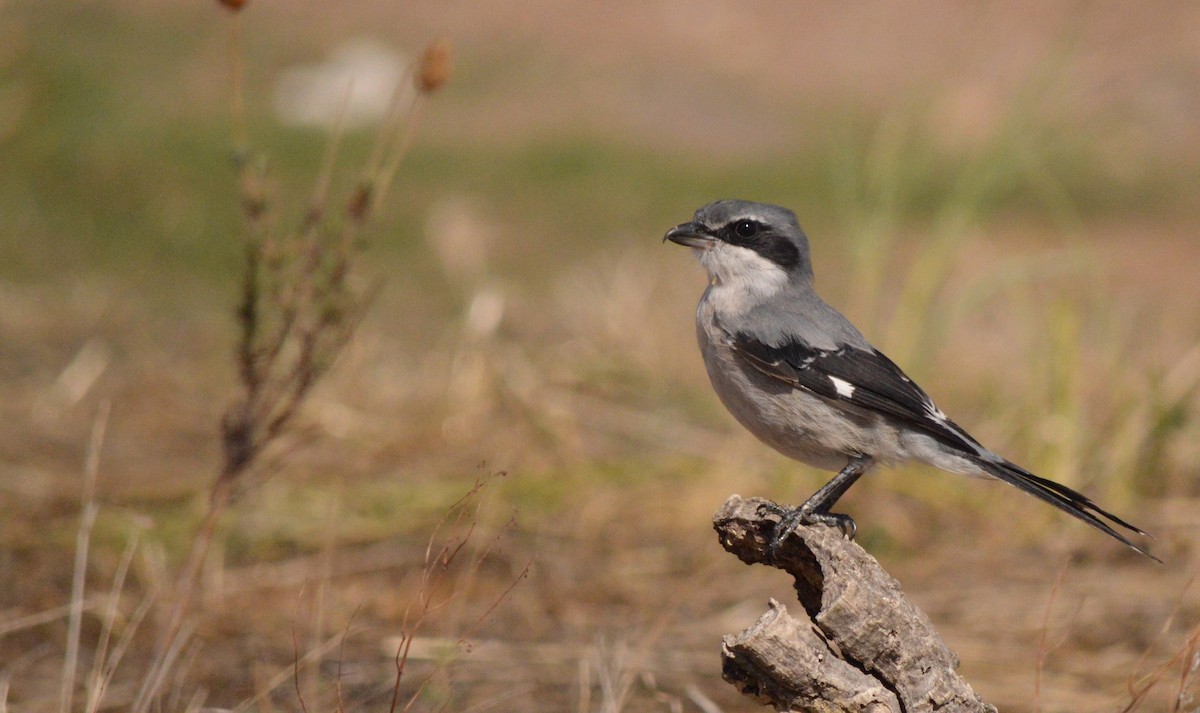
1;2;1199;712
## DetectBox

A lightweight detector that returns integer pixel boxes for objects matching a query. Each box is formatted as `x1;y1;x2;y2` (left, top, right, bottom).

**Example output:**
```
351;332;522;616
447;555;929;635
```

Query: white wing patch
828;376;856;398
924;400;948;421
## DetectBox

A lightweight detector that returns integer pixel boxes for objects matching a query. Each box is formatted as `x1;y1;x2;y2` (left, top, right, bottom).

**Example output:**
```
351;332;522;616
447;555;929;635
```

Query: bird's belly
703;347;882;471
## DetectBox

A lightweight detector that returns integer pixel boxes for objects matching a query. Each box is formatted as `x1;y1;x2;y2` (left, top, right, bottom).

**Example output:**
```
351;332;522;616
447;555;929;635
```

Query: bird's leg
800;454;873;518
759;455;874;556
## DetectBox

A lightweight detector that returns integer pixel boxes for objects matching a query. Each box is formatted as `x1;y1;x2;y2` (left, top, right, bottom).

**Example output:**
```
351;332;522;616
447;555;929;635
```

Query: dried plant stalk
132;8;454;710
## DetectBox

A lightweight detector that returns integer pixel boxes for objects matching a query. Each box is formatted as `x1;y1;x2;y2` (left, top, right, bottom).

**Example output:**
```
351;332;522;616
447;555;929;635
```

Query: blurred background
1;2;1198;711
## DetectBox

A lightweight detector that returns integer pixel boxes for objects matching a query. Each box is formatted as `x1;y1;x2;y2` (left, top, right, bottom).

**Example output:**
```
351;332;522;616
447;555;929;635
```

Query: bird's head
664;200;813;299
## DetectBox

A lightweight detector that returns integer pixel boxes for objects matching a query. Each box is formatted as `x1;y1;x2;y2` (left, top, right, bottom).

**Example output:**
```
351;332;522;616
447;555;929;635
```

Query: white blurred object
33;339;111;422
273;39;409;129
465;286;505;338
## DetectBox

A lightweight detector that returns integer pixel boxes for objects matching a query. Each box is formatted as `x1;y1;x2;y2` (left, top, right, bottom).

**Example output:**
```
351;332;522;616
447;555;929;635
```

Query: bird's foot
756;502;857;559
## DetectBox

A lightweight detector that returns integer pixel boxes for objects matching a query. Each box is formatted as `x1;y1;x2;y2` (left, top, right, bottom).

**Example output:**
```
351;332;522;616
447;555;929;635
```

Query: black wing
728;330;986;456
726;330;1159;559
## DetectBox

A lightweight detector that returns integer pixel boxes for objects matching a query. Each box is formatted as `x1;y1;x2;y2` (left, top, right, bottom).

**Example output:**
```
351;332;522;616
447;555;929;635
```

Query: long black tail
976;458;1159;562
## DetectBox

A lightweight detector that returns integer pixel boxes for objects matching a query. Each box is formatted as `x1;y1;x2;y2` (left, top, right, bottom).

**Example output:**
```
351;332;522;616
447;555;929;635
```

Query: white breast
697;243;789;317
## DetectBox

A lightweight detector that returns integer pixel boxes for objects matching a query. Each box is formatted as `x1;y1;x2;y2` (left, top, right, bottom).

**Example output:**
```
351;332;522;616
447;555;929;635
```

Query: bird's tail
975;457;1159;562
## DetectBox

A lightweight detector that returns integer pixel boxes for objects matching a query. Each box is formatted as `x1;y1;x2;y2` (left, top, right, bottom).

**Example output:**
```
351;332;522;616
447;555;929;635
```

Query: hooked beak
663;221;716;249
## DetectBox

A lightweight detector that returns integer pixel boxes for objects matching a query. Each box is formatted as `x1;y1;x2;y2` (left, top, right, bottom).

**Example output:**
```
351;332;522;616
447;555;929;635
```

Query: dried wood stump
714;495;996;713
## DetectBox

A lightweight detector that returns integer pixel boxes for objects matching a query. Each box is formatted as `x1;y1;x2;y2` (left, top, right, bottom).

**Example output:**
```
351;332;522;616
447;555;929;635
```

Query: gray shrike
666;199;1156;560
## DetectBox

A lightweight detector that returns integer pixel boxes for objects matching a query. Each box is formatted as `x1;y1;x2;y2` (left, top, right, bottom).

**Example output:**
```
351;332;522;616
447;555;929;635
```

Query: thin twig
84;526;144;713
385;472;522;713
132;478;232;713
227;9;247;152
303;481;343;707
60;399;110;713
1033;562;1068;713
231;632;346;713
301;81;354;237
87;585;158;713
333;606;362;713
293;614;309;713
0;597;105;638
1122;576;1196;712
372;96;427;214
1174;623;1200;712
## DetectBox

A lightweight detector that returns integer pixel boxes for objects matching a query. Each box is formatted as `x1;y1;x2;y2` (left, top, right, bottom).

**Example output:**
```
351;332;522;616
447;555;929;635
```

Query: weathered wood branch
714;495;996;713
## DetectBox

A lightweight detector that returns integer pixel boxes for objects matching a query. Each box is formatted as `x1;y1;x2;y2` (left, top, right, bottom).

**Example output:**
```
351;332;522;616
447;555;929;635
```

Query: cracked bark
714;495;996;713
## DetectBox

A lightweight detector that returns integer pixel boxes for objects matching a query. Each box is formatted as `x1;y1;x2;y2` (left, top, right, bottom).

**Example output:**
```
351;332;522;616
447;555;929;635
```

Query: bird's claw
755;502;857;559
826;513;857;540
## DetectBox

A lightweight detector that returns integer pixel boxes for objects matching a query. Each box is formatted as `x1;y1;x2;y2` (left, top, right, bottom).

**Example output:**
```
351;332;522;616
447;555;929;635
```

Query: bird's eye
733;220;758;239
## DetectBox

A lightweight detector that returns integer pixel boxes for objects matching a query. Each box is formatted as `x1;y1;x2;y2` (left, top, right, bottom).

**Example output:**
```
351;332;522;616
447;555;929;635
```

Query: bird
665;199;1157;561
